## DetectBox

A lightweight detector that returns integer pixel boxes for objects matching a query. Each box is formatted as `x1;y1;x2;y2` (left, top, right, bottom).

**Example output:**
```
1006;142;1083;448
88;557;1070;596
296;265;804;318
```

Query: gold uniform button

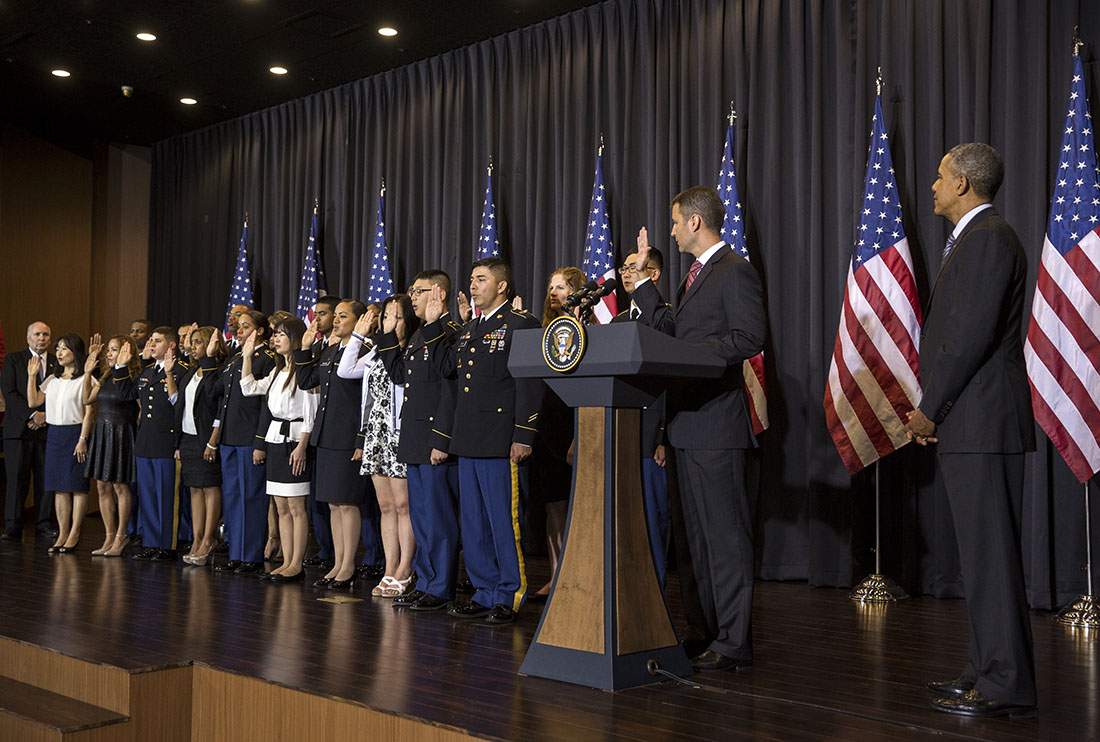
464;387;470;393
470;347;475;353
465;373;471;379
497;408;502;413
429;416;434;421
404;396;408;402
407;369;412;375
468;360;474;366
406;382;411;388
146;414;152;419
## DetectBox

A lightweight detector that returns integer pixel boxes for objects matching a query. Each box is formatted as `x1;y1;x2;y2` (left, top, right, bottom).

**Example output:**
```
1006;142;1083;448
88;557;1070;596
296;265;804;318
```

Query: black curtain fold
150;0;1100;608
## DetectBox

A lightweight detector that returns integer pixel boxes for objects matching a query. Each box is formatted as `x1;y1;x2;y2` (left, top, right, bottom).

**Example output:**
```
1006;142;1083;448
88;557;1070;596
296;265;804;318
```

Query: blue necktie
942;234;957;262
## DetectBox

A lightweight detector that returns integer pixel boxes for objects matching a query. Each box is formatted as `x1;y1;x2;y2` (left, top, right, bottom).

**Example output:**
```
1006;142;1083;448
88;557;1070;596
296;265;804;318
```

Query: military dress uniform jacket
114;361;187;459
201;348;276;451
294;342;362;450
375;316;462;466
173;363;224;448
426;305;542;458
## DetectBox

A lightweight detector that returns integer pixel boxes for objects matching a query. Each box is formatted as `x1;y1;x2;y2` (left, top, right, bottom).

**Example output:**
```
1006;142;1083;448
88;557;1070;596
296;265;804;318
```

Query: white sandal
372;576;396;597
382;575;414;598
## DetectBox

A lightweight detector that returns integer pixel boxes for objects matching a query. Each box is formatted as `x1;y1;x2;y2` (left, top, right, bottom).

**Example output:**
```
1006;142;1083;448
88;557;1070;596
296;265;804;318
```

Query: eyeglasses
618;264;653;276
409;287;431;297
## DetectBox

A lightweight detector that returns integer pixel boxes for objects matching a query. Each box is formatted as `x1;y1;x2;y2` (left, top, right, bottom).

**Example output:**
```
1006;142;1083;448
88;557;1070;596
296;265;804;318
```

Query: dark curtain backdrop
150;0;1100;609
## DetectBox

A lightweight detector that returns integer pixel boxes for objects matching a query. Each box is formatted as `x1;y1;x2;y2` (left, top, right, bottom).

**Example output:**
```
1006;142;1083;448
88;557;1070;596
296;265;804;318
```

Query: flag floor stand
1054;482;1098;629
850;461;909;604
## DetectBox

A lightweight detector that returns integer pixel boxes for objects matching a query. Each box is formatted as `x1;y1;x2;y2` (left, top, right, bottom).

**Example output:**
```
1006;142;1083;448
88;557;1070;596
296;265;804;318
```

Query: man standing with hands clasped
905;143;1037;719
633;186;766;672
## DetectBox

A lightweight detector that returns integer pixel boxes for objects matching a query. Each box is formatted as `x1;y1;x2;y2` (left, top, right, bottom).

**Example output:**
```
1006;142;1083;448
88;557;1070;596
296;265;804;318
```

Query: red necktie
685;260;703;292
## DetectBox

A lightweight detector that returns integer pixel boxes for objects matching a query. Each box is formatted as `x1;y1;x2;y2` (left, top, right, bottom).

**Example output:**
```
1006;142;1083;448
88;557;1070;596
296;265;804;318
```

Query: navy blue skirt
45;423;90;493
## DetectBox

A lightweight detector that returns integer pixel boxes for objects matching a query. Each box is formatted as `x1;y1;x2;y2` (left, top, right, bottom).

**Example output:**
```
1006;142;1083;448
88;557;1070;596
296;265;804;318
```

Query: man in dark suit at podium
633;186;766;671
906;143;1037;719
1;321;57;540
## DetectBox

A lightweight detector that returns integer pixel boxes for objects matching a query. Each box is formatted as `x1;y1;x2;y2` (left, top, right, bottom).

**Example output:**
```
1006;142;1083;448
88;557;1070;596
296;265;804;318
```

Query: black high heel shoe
327;576;356;591
313;576;334;588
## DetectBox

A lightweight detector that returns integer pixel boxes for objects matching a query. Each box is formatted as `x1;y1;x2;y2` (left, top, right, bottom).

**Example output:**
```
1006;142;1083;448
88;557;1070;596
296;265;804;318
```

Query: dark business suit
918;207;1036;705
633;243;766;661
1;348;58;530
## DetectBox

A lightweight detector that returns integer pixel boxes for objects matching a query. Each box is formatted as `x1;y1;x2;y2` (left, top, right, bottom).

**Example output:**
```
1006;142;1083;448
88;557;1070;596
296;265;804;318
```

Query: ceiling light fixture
377;27;397;37
180;97;197;105
269;66;288;75
136;32;157;42
51;69;71;77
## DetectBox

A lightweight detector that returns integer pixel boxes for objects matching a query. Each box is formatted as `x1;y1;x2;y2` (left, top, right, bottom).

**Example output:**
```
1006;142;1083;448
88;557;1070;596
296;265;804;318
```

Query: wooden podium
508;322;725;690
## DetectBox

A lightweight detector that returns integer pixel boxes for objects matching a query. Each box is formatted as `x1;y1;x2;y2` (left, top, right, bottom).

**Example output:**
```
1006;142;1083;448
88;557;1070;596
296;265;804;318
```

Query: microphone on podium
563;281;600;310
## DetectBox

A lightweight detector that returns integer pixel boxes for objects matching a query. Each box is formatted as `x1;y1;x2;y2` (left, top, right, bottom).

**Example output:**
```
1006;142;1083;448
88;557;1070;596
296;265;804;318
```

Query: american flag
823;93;922;474
581;146;618;323
718;113;769;435
223;217;253;339
476;166;501;259
1024;51;1100;484
367;182;394;304
296;203;326;322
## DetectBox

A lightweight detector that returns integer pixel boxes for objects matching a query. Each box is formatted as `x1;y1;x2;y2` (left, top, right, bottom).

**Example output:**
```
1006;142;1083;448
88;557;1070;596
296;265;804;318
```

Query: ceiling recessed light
269;66;288;75
180;97;197;105
51;69;71;77
136;32;157;42
377;27;397;37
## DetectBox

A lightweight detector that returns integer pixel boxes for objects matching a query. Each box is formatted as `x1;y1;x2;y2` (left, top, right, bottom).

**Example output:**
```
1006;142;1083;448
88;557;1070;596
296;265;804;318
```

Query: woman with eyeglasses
27;333;94;553
83;334;140;556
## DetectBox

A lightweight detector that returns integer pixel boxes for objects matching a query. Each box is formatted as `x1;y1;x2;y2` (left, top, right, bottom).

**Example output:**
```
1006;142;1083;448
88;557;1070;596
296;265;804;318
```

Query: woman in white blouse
339;295;418;598
27;333;94;553
240;317;318;583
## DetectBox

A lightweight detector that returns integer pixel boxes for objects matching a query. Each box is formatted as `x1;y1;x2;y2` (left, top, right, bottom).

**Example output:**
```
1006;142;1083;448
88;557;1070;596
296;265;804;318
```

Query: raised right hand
636;226;652;267
302;319;319;350
116;341;133;368
456;291;472;322
425;285;445;323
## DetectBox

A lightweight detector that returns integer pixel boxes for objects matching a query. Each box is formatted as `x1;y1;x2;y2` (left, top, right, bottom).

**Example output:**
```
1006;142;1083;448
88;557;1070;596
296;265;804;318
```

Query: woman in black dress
83;334;141;556
176;326;226;566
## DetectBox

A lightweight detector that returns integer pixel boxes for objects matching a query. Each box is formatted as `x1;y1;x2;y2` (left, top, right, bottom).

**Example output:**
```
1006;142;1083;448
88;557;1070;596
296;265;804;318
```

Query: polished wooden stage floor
0;522;1095;741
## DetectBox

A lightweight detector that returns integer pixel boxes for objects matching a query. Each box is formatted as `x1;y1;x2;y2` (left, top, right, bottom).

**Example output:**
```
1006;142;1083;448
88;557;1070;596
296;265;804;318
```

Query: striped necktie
685;260;703;292
942;233;957;262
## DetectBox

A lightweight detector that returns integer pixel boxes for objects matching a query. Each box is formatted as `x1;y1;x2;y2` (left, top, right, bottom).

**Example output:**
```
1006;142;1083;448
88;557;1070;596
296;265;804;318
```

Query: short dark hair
947;143;1004;200
344;300;368;318
472;257;514;299
642;246;664;272
315;295;341;312
152;326;179;346
412;270;451;298
132;319;153;329
671;186;725;233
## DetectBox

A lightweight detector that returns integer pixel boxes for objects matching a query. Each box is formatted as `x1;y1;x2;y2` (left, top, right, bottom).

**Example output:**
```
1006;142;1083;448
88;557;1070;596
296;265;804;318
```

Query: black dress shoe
234;561;263;574
356;563;385;581
313;576;334;588
0;527;22;540
36;527;59;538
150;549;177;562
932;689;1037;719
303;556;331;569
131;547;159;561
327;576;356;591
270;571;304;584
393;590;426;607
215;559;243;572
409;594;450;612
214;541;229;553
483;604;515;624
925;677;975;697
690;650;752;672
448;601;491;619
455;578;475;594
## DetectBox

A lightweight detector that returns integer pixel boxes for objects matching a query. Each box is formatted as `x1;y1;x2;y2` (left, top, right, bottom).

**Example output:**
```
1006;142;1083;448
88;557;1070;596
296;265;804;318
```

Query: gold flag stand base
849;574;909;603
1054;595;1099;629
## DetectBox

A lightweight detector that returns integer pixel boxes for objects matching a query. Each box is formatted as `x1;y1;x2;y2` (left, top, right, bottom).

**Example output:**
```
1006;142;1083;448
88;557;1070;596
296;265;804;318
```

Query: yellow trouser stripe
172;460;181;549
510;460;527;611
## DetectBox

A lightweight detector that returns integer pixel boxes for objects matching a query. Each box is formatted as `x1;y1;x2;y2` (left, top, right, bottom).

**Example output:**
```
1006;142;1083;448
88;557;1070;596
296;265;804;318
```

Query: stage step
0;675;128;742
